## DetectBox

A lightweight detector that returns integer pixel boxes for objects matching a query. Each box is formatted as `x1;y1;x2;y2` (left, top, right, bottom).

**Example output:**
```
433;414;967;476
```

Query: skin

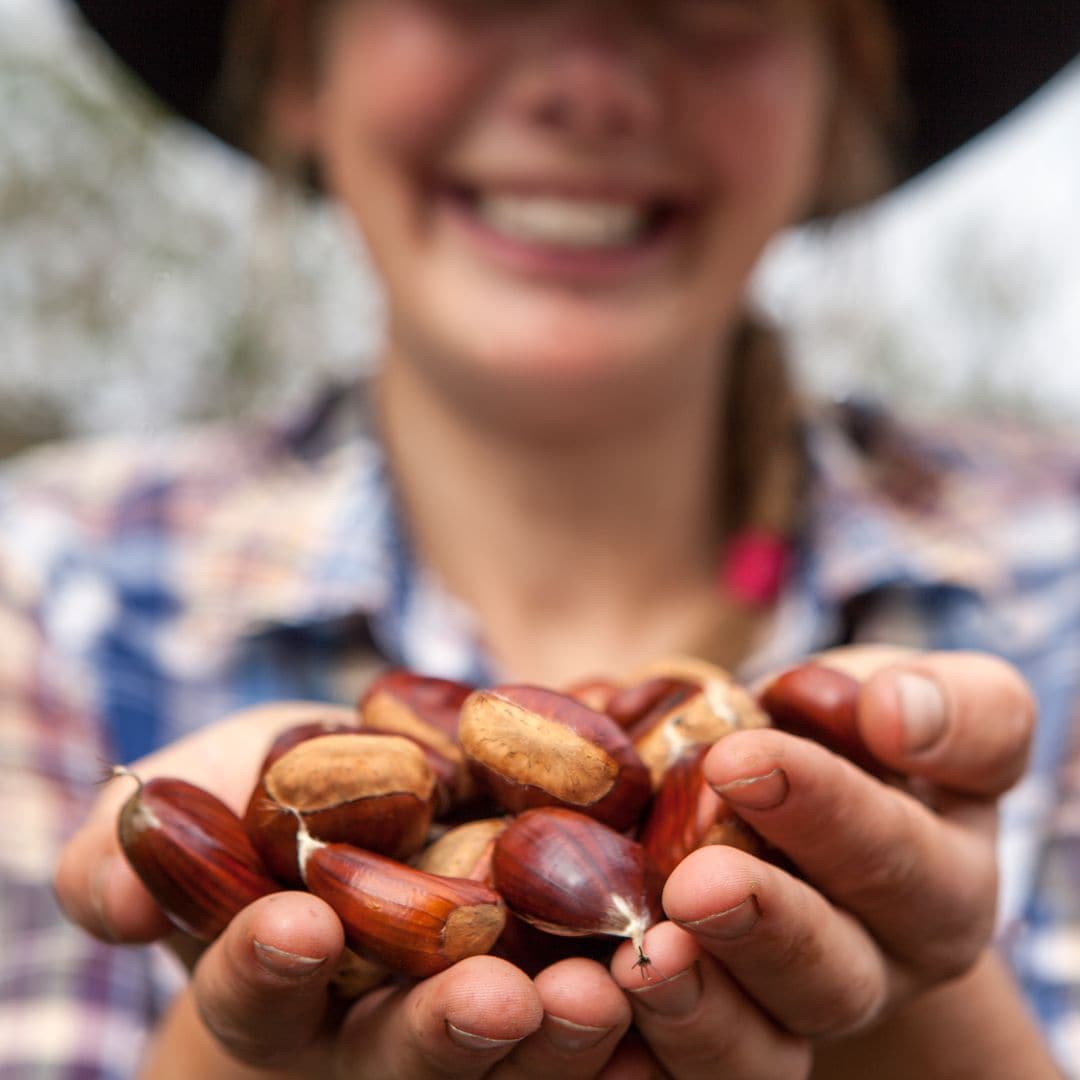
54;0;1061;1076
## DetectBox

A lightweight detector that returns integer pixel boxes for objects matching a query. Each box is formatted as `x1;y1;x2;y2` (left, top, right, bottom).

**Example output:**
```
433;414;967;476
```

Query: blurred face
299;0;834;417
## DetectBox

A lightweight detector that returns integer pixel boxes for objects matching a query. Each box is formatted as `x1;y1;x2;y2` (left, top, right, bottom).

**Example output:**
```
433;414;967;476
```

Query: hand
53;703;637;1078
606;647;1035;1079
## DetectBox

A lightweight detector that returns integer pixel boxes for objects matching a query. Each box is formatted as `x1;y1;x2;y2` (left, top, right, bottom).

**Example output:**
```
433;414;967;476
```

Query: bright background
1;0;1078;454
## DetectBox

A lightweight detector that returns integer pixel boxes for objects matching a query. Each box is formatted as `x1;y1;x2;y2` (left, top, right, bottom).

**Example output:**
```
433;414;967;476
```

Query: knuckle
787;959;886;1039
752;1037;814;1080
652;1021;811;1079
909;857;998;982
769;920;886;1040
196;1002;279;1069
842;798;927;908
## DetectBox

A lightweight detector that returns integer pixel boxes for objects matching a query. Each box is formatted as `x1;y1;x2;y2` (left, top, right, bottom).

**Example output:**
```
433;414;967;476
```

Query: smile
471;193;662;249
440;180;692;283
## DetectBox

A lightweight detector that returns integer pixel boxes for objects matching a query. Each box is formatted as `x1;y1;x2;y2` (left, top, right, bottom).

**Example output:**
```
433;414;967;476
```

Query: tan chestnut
639;745;762;879
359;670;476;814
630;673;769;789
629;654;750;690
413;818;507;882
359;669;472;739
257;720;360;774
330;949;390;999
460;686;651;832
244;733;436;886
115;770;278;942
759;662;882;775
296;822;506;978
492;807;661;967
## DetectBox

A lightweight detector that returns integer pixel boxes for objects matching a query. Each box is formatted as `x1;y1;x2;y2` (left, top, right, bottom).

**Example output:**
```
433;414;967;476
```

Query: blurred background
1;0;1079;457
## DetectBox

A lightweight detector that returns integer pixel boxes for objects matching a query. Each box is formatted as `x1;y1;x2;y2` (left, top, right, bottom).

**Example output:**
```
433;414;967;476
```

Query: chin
466;324;658;389
447;287;676;371
418;324;693;442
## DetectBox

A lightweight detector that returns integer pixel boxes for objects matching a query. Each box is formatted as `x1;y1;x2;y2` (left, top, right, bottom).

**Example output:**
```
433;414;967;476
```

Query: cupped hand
53;647;1035;1078
606;647;1034;1079
52;702;636;1078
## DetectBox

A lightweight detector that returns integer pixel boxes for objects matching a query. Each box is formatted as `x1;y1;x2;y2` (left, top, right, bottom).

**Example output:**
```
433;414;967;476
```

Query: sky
1;0;1078;436
757;56;1080;426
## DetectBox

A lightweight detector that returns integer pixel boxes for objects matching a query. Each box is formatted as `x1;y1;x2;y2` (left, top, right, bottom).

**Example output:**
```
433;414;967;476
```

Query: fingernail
91;855;121;942
544;1015;612;1051
628;964;702;1017
713;768;788;810
682;895;761;940
445;1022;523;1052
252;940;328;979
896;673;947;753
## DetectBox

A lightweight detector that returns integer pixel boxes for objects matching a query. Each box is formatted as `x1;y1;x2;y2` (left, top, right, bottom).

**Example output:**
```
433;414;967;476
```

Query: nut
244;733;436;886
329;949;389;999
630;674;769;788
413;818;507;882
257;720;360;774
561;676;622;714
491;806;661;969
115;770;278;942
359;669;472;741
460;685;651;831
759;662;882;775
359;670;476;814
639;745;762;879
605;676;697;730
296;821;507;979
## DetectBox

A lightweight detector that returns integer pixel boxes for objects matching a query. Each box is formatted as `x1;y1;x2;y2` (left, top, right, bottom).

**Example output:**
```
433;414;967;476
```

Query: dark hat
70;0;1079;178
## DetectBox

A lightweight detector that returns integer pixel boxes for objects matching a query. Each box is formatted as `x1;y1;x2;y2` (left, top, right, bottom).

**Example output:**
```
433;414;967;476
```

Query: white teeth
475;194;648;248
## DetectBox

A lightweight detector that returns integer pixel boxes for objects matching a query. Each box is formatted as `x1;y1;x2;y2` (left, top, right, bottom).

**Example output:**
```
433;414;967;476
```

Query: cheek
682;40;832;215
317;4;497;163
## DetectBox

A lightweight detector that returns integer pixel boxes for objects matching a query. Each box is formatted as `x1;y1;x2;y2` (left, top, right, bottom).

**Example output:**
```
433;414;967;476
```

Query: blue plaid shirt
1;380;1078;1076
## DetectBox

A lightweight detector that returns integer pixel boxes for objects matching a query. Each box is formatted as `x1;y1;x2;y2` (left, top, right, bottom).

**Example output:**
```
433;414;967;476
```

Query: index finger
52;701;355;942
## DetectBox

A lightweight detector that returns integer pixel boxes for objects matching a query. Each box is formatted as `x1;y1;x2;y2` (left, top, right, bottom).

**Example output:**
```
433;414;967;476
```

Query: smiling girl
5;0;1080;1076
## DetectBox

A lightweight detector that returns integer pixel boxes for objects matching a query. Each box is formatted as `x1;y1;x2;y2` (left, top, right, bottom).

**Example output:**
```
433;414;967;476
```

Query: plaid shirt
1;381;1078;1077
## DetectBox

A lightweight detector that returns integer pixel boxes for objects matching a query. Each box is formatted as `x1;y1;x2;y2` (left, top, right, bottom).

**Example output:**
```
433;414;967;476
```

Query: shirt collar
176;382;402;646
174;382;1012;665
801;402;1008;604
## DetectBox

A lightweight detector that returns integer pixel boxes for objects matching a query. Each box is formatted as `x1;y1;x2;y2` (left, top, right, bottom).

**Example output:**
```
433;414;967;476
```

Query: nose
507;22;663;143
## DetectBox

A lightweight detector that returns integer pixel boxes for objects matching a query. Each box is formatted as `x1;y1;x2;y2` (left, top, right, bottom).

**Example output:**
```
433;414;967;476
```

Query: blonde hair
816;0;903;212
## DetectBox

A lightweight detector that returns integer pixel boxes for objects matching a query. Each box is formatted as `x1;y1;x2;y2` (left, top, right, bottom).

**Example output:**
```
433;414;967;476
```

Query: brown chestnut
115;770;278;942
359;670;476;815
244;733;436;886
296;824;506;978
639;745;762;879
459;686;651;832
492;807;661;967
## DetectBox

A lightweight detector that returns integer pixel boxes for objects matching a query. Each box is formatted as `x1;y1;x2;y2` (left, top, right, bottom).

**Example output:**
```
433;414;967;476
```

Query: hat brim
70;0;1079;179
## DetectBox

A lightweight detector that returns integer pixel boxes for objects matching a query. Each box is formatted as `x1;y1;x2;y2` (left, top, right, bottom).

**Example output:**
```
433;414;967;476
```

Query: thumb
857;652;1035;797
189;891;344;1070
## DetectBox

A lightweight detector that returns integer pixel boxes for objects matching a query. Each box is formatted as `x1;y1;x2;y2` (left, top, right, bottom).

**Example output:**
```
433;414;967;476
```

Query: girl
9;0;1080;1075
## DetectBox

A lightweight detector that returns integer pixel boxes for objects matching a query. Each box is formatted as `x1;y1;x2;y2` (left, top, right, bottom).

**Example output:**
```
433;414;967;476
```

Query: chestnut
459;685;651;832
244;733;436;885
